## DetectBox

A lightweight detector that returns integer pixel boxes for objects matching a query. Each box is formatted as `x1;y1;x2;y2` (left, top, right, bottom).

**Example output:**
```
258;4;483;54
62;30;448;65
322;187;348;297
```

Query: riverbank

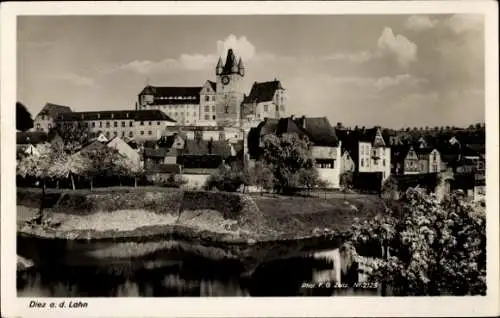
17;187;384;251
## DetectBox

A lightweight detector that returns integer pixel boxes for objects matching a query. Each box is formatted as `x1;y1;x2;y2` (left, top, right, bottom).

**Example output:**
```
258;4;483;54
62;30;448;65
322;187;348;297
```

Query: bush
204;164;244;192
156;173;188;188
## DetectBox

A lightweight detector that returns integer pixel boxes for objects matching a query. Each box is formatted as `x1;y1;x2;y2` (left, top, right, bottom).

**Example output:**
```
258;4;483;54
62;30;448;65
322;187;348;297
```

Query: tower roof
221;49;239;75
238;58;245;69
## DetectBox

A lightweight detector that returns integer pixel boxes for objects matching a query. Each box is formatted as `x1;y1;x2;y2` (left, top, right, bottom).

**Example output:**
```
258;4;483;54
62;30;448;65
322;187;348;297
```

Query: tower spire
238;58;245;76
216;57;223;75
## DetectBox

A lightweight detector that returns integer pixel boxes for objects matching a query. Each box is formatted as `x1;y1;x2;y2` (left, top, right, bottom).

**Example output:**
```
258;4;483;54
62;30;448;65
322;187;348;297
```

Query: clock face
221;76;230;85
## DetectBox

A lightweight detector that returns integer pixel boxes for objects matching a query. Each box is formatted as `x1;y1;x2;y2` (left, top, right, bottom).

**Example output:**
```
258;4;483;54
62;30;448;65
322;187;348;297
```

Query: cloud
405;15;439;31
216;34;256;61
50;72;96;87
324;50;373;63
108;34;265;75
444;14;483;34
377;27;418;68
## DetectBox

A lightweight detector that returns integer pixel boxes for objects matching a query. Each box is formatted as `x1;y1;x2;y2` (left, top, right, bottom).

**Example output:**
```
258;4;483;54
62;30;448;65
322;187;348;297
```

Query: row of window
102;130;154;138
360;158;386;167
204;105;216;113
204;95;216;102
59;121;164;129
153;96;198;101
263;104;285;112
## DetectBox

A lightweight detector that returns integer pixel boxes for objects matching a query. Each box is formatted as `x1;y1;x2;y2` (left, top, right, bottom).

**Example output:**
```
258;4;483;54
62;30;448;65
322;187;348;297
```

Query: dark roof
16;131;48;145
183;139;232;157
139;85;201;97
220;49;239;75
393;173;439;193
37;103;72;118
391;144;411;163
296;117;339;147
243;80;284;103
56;110;175;122
208;81;216;91
415;147;434;156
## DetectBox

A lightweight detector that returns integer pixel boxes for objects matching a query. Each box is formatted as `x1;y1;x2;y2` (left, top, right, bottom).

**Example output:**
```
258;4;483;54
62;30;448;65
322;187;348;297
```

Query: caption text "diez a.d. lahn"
29;300;88;309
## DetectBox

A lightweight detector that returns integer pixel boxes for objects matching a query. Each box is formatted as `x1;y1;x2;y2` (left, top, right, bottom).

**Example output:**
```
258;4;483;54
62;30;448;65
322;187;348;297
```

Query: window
212;96;216;101
129;122;133;127
106;122;110;128
121;121;125;127
205;105;210;112
194;112;196;117
140;121;144;126
99;122;103;128
276;105;279;111
157;121;160;125
213;115;216;120
140;131;144;135
92;122;96;128
148;121;152;126
129;131;133;138
84;123;88;128
113;131;117;137
212;105;216;112
148;131;152;135
105;131;110;138
361;158;364;167
36;123;41;128
121;131;125;137
433;152;437;161
383;159;386;166
264;105;268;112
205;96;209;102
41;115;45;120
205;114;210;120
113;121;117;127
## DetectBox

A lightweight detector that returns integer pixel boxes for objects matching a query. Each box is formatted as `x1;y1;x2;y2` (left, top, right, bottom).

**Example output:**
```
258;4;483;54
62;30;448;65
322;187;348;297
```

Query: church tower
215;49;245;127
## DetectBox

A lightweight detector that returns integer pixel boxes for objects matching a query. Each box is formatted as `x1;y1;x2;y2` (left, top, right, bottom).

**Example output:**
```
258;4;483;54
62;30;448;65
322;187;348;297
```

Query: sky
17;14;485;129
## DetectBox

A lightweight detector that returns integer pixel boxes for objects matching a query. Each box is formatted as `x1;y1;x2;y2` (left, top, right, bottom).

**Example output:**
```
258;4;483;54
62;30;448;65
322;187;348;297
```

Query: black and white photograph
1;1;499;317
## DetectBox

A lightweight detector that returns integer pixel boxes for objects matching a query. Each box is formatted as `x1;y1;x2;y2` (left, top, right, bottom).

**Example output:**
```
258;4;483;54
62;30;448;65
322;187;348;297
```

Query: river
17;235;381;297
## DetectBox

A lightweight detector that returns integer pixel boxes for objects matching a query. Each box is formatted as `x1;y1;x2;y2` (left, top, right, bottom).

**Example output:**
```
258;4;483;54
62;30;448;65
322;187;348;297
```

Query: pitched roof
243;80;284;103
56;110;175;122
16;131;48;145
298;117;339;147
37;103;72;118
220;49;239;75
208;80;216;91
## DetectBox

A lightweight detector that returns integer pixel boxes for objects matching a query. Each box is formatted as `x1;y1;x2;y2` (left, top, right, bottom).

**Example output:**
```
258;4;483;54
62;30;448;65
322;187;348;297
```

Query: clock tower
215;49;245;127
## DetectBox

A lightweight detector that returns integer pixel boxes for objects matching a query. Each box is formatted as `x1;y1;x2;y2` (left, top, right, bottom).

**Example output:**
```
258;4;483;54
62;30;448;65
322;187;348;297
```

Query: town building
55;110;176;142
336;127;391;181
33;103;72;132
248;116;342;188
136;48;286;129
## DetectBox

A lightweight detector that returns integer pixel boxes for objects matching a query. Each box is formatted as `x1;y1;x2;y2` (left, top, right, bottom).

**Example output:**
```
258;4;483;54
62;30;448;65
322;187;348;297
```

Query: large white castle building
135;49;287;129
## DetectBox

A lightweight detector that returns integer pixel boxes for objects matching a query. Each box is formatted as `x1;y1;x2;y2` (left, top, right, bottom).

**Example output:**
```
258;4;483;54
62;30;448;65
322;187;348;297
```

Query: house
143;147;178;169
241;79;287;128
16;131;49;157
415;147;442;174
33;102;72;132
336;127;391;181
248;116;342;188
106;136;142;166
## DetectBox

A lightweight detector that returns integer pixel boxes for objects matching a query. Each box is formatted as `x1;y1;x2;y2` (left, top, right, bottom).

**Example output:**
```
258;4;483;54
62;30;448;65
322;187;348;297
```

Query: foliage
156;173;188;188
261;133;322;194
204;164;245;192
53;123;91;153
380;176;399;199
17;143;54;181
252;161;275;194
351;188;486;295
16;102;34;132
340;171;354;190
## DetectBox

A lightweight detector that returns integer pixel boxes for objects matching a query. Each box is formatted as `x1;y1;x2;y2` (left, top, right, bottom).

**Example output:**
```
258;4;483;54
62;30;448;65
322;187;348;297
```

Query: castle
135;49;287;129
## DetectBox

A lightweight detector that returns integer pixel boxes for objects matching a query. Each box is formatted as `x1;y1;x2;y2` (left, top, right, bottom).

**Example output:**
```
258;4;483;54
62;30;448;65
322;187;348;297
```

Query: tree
253;161;274;195
54;122;92;153
340;171;354;199
78;144;121;190
261;133;321;195
115;156;145;188
17;143;54;224
16;102;34;132
351;188;486;296
380;176;399;200
48;150;87;190
204;163;245;192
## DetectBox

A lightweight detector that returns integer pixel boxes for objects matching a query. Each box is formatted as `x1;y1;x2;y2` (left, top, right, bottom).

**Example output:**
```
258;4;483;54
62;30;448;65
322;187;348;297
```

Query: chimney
301;116;306;129
290;114;295;119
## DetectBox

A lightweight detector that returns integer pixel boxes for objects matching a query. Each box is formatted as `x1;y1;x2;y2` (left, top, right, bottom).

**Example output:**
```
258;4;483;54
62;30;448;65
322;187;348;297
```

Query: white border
1;1;499;317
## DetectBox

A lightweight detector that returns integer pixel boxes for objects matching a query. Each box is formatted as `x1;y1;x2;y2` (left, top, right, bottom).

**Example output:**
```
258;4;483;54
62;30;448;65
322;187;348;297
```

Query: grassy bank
17;187;383;244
